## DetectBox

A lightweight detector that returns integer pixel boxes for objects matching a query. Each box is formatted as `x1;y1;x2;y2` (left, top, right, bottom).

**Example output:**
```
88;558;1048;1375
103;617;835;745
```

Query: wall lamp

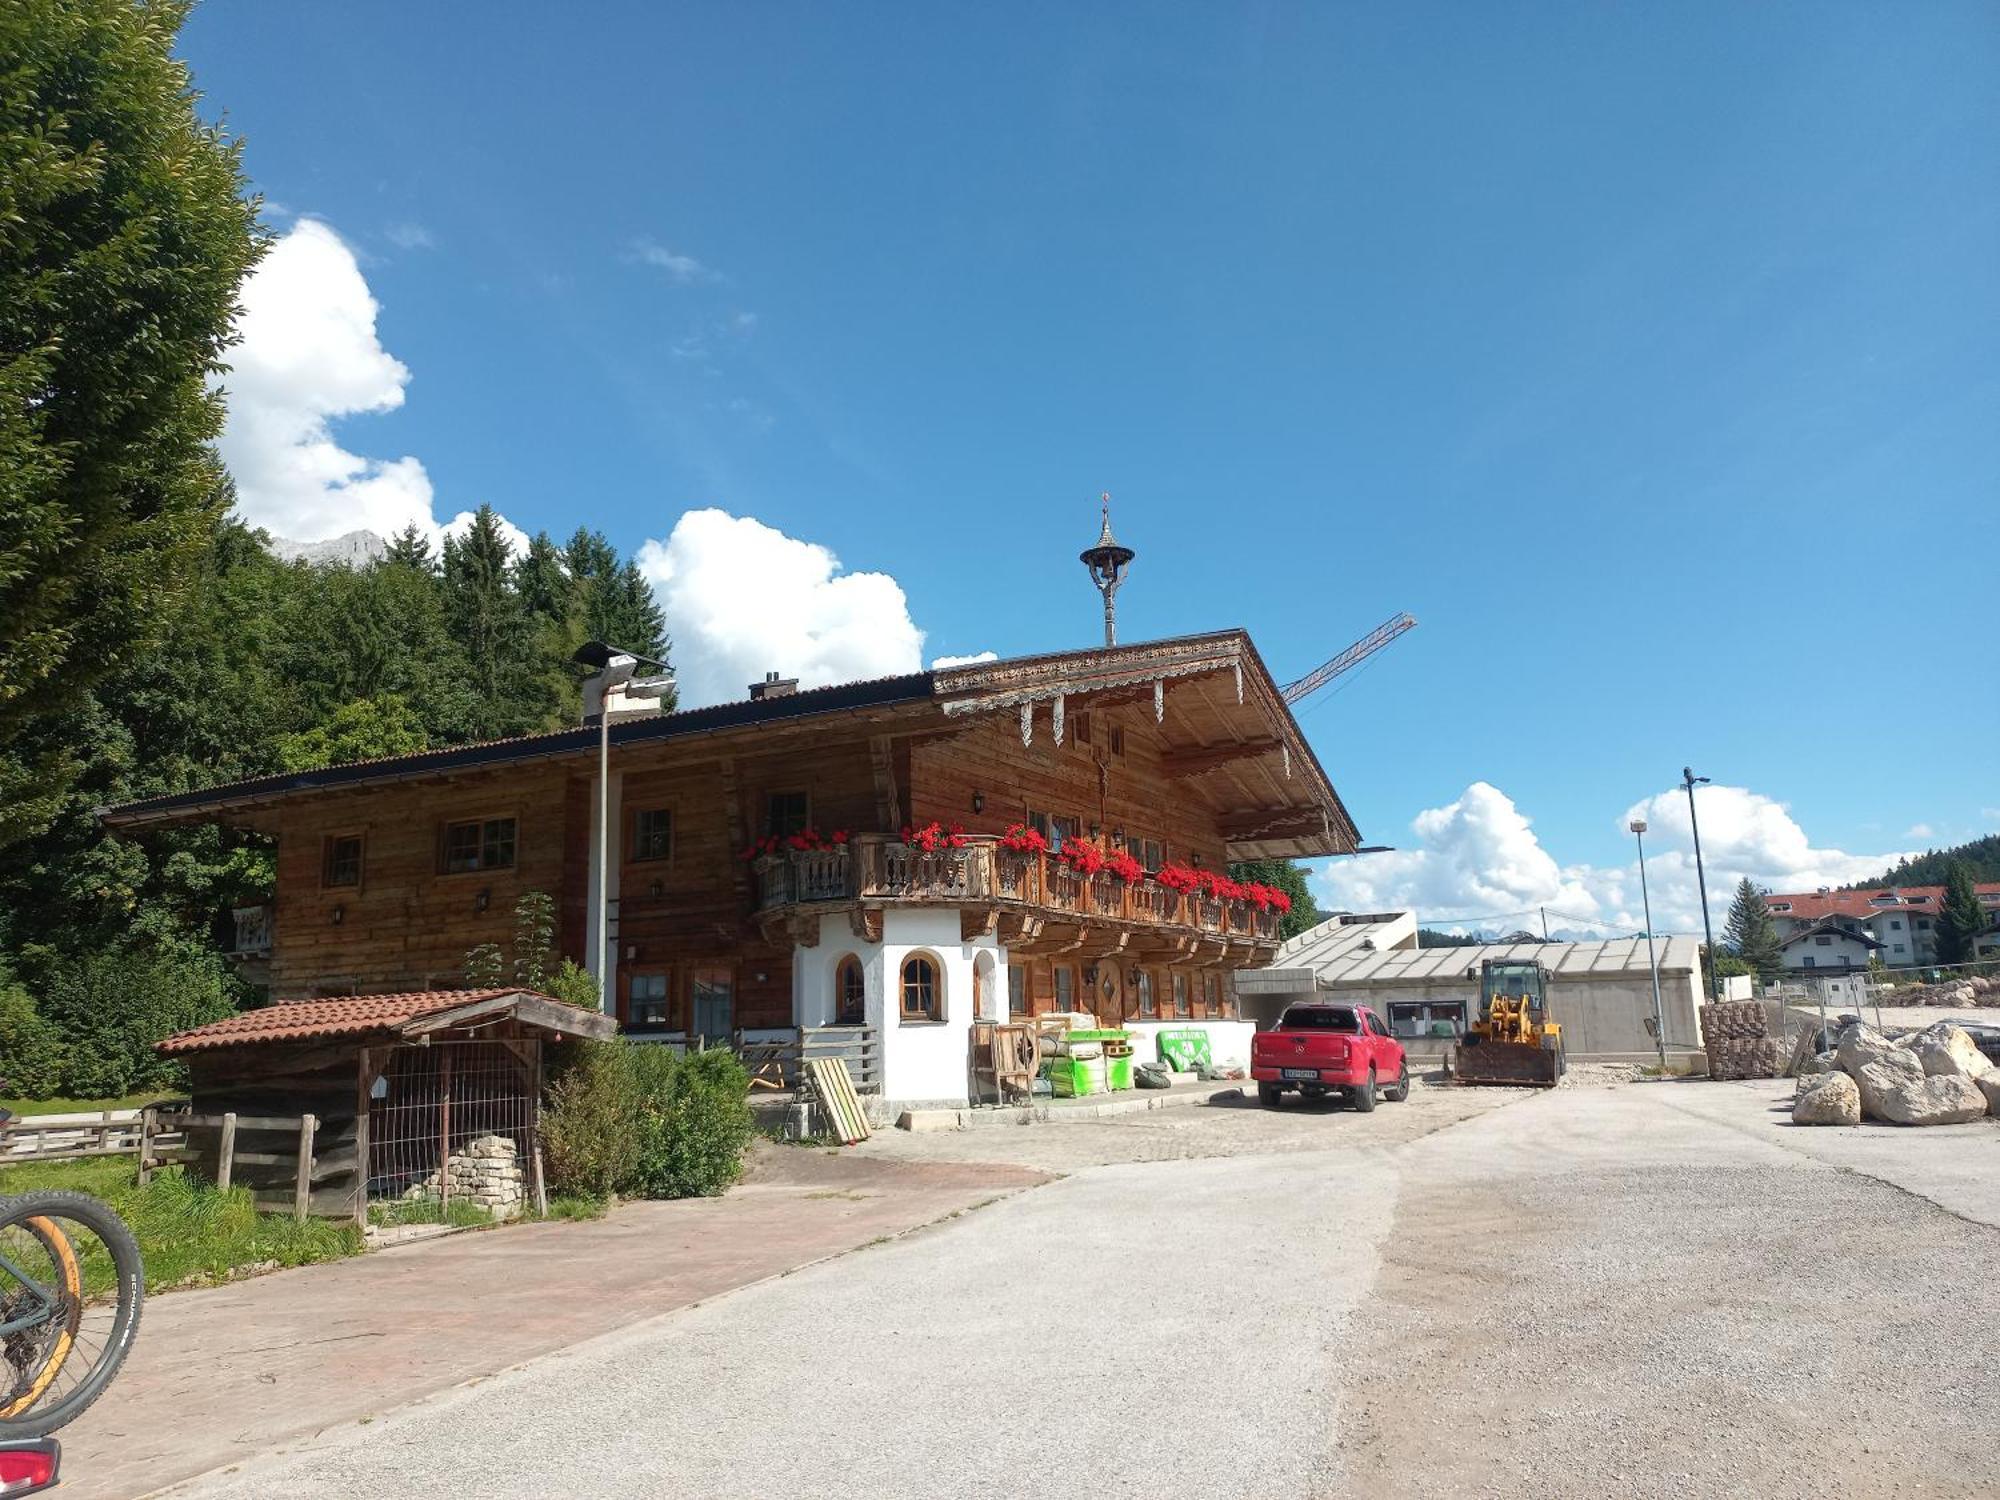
330;904;344;926
475;888;490;914
971;790;985;814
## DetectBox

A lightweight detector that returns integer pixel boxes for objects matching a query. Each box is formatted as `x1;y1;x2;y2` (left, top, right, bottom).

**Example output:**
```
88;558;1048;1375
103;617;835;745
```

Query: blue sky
181;3;1998;934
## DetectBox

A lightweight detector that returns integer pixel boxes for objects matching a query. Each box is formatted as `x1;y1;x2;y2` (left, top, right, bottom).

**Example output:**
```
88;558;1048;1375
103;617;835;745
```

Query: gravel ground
850;1074;1524;1173
166;1080;2000;1500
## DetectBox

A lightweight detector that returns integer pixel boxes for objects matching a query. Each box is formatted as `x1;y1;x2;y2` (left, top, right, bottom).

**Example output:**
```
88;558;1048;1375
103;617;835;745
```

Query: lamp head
1629;818;1648;835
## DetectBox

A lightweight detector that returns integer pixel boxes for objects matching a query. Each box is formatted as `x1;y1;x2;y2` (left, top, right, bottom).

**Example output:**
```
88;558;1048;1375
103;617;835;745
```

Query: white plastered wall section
793;908;1001;1107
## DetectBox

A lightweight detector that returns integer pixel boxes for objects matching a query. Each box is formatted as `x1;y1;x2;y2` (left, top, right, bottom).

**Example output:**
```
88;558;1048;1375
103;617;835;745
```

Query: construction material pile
1701;1000;1782;1080
1793;1023;2000;1127
1870;974;1999;1009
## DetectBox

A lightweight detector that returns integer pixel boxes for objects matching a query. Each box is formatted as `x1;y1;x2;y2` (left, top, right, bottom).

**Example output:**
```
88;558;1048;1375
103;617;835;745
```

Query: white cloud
1316;781;1913;938
216;219;517;552
629;239;714;284
637;510;924;708
932;651;999;670
1905;823;1935;840
384;222;435;251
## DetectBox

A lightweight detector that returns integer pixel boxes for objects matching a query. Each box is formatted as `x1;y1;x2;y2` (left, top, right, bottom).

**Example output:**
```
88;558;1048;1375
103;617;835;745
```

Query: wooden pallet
804;1058;871;1144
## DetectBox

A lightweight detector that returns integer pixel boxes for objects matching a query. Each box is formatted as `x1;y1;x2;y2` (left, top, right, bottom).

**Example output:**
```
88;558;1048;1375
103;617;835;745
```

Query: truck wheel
1385;1062;1410;1102
1351;1069;1377;1113
1257;1082;1283;1108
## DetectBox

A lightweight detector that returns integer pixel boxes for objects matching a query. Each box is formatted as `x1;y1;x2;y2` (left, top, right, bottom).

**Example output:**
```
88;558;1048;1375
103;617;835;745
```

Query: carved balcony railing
754;836;1282;947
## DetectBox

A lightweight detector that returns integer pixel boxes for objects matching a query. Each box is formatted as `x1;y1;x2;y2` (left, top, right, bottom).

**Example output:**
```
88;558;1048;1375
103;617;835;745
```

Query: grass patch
537;1194;609;1222
0;1156;361;1295
0;1093;175;1117
366;1196;496;1230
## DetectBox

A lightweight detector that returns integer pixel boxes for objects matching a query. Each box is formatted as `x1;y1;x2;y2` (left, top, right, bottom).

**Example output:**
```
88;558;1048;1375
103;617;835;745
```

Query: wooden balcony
753;835;1282;961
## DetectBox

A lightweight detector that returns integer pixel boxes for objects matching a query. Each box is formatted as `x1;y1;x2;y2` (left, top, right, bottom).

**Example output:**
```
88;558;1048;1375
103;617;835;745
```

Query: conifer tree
1935;861;1987;965
1723;877;1784;983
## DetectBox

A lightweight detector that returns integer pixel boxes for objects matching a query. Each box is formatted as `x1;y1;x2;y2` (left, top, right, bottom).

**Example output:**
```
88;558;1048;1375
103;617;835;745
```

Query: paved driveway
60;1147;1045;1500
158;1079;2000;1500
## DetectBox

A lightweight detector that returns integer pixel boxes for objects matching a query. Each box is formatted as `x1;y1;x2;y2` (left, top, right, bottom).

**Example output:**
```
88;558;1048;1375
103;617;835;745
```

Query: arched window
900;953;942;1022
835;955;866;1026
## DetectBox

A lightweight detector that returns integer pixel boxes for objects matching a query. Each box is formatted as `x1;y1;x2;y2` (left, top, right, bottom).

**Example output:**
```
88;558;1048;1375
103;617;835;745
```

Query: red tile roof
157;990;527;1054
1765;883;2000;922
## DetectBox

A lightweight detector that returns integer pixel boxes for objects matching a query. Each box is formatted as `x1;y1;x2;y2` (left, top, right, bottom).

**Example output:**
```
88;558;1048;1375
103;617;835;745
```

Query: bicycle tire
0;1191;144;1438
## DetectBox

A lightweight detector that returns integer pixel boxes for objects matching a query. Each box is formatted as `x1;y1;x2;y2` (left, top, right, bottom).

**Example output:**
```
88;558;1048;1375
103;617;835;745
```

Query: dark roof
1779;919;1885;950
156;988;615;1053
101;670;933;827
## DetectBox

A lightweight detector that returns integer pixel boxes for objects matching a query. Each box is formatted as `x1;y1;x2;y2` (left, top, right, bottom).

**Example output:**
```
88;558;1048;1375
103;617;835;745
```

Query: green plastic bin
1046;1055;1105;1098
1105;1052;1134;1091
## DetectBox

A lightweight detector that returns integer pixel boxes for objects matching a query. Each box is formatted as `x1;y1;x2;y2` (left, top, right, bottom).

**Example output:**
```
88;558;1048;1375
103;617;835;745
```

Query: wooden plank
217;1111;237;1191
354;1046;372;1231
295;1113;317;1221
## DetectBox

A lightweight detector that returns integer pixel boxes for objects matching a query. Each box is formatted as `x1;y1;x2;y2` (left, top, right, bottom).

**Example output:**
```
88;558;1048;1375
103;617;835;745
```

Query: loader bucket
1453;1038;1562;1088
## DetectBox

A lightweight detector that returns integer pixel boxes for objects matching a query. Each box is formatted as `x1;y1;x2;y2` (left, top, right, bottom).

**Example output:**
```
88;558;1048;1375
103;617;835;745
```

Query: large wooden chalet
103;630;1358;1106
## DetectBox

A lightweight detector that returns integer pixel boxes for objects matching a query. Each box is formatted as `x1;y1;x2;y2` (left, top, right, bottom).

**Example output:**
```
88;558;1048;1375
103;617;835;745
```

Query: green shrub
628;1047;753;1200
38;946;234;1098
541;1041;753;1203
544;958;601;1010
0;972;68;1099
541;1039;640;1199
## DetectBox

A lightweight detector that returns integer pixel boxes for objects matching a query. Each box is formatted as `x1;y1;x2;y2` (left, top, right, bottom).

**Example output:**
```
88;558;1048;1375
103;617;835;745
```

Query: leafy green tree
1227;858;1322;940
1723;877;1784;983
1864;835;2000;888
0;0;262;842
1935;860;1987;965
274;696;428;772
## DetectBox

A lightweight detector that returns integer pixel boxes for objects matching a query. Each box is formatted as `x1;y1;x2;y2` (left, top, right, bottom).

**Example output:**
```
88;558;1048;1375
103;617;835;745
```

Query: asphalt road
165;1080;2000;1500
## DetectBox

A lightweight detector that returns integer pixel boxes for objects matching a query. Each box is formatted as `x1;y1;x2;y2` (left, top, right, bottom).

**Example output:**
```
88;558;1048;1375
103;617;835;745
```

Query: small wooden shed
154;989;615;1226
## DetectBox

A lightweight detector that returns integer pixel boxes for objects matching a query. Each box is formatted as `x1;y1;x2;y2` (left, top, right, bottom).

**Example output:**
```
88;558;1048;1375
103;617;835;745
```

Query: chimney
749;671;798;702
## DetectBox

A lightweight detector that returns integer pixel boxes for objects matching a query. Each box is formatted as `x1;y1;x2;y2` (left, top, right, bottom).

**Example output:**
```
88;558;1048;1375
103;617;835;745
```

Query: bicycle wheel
0;1191;144;1437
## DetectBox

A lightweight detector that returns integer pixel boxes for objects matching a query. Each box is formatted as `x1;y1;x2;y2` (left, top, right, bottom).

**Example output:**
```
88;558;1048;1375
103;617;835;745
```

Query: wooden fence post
294;1113;317;1222
137;1107;155;1187
97;1109;113;1156
217;1111;237;1191
354;1046;372;1232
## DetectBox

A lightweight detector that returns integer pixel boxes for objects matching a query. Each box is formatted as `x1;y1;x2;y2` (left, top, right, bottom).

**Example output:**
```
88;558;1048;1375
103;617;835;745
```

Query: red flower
1104;850;1145;884
1057;840;1105;875
1000;824;1049;854
1154;863;1202;894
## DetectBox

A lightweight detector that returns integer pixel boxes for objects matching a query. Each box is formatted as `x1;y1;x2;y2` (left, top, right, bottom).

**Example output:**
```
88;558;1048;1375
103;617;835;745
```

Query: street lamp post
1682;766;1718;1000
1630;818;1667;1071
574;642;674;1014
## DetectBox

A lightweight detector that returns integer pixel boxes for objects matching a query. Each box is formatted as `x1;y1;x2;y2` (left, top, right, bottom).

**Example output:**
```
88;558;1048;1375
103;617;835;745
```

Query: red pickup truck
1251;1003;1409;1110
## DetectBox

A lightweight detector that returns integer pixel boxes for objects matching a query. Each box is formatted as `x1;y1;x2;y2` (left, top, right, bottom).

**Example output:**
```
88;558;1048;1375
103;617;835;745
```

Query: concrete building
1235;911;1705;1065
1765;882;2000;969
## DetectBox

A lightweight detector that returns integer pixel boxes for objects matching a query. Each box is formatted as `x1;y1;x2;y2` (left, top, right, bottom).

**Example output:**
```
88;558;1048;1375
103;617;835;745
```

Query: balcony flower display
1242;881;1292;914
999;824;1049;855
1154;862;1203;894
1195;870;1248;903
901;820;967;853
1056;840;1105;876
741;834;783;862
1103;849;1145;884
784;827;850;852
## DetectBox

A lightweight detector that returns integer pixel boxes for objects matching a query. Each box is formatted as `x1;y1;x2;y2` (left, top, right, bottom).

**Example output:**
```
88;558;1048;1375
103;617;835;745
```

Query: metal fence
368;1041;539;1226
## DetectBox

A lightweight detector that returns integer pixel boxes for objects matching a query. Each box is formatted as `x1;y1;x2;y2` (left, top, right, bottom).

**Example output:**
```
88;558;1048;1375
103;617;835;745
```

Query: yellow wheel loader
1453;958;1565;1088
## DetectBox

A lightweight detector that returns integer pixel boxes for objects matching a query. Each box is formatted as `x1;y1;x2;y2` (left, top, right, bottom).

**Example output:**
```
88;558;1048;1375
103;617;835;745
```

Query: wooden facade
104;631;1360;1049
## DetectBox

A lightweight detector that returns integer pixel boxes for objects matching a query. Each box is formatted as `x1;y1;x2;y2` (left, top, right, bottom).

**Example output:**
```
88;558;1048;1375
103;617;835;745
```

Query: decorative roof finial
1079;492;1136;647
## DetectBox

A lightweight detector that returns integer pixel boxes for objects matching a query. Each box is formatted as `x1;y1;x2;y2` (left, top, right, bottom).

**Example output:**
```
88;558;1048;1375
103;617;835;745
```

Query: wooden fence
139;1106;333;1222
1;1108;175;1163
731;1026;881;1094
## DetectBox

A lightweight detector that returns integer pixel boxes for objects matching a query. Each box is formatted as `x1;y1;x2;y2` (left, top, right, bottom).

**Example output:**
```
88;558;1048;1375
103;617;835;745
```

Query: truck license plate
1281;1067;1319;1081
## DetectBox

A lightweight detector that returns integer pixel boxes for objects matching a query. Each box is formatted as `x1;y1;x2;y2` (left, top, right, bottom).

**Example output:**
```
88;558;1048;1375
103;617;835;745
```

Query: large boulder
1793;1071;1861;1126
1906;1024;1993;1082
1835;1025;1920;1079
1797;1050;1839;1076
1980;1075;2000;1118
1856;1063;1988;1126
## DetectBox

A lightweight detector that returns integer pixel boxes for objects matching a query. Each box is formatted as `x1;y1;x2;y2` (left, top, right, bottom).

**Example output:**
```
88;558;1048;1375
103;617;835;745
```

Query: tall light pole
575;642;673;1013
1630;818;1667;1071
1682;766;1718;1000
